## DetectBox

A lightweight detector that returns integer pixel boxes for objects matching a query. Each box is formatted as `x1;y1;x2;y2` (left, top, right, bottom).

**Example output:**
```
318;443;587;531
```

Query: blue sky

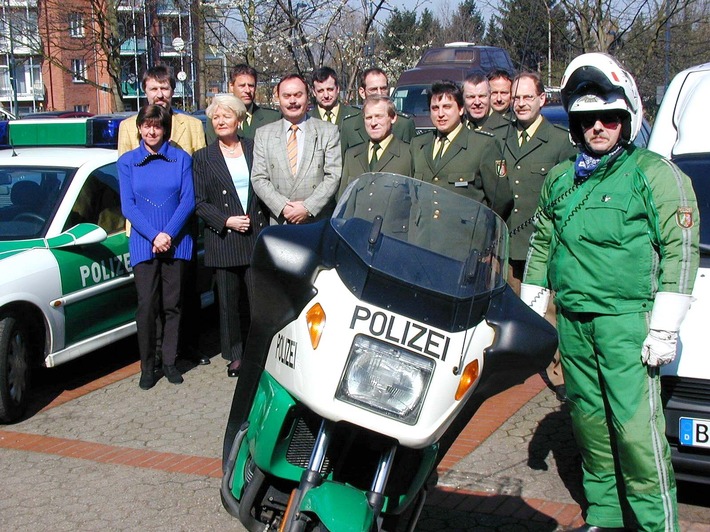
389;0;499;22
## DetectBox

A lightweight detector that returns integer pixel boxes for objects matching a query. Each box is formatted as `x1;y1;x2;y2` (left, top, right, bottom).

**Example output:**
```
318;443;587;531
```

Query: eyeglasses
512;94;539;103
579;113;622;129
365;86;388;95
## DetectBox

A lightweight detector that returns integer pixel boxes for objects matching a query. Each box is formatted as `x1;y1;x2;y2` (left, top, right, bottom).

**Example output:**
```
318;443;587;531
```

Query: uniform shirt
525;145;699;314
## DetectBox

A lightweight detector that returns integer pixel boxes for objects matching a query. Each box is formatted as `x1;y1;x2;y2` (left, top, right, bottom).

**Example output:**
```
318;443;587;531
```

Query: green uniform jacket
491;117;576;260
205;103;280;143
410;127;512;218
339;137;413;197
308;104;360;129
340;112;417;154
525;146;699;315
465;111;511;133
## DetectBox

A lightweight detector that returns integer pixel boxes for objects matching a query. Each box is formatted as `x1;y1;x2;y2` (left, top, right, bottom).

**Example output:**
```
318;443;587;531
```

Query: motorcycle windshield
332;173;509;299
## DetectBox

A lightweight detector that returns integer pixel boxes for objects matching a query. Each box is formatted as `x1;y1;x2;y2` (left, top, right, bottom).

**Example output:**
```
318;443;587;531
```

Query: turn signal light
455;359;480;401
306;303;326;349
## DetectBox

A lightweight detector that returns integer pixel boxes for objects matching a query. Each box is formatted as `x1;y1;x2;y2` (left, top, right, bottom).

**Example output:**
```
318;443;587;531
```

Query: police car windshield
333;173;509;298
0;167;74;240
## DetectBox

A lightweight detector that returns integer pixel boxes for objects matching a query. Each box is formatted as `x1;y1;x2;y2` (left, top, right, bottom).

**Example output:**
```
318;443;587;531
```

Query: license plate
679;417;710;448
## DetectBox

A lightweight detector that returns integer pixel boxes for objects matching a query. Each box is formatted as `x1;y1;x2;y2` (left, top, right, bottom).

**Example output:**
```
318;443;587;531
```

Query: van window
420;48;480;65
392;86;431;117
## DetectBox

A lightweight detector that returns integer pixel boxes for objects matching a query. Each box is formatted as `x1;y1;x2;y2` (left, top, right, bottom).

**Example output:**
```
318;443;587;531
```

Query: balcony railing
157;0;187;15
120;37;148;54
116;0;145;12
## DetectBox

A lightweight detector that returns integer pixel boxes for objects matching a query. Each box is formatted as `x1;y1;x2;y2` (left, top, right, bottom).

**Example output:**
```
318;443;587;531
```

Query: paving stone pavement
0;316;708;531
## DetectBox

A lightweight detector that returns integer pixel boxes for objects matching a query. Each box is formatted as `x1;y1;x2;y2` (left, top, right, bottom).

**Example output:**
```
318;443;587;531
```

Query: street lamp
172;37;187;107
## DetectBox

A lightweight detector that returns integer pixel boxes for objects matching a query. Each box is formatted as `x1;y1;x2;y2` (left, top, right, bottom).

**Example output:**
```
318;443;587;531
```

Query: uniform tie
287;124;299;176
519;129;529;147
434;135;448;164
370;142;380;171
325;110;334;124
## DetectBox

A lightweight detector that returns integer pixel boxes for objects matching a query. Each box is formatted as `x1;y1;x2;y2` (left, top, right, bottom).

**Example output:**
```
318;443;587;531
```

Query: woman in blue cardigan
118;104;195;389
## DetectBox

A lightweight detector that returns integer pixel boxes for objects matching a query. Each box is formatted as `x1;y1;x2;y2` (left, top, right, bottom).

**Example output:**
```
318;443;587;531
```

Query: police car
0;117;209;423
648;62;710;484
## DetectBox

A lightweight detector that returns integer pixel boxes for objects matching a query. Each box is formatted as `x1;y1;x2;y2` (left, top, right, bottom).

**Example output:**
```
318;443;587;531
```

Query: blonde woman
192;94;268;377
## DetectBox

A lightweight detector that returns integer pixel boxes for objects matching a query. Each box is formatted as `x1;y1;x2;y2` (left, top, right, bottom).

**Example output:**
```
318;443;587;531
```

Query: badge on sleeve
676;207;694;228
495;159;507;178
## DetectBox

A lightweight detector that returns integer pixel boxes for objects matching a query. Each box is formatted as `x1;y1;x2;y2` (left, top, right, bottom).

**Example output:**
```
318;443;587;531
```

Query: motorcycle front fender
299;482;375;532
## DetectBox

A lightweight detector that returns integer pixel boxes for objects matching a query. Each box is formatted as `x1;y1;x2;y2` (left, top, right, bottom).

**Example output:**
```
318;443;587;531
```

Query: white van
648;62;710;484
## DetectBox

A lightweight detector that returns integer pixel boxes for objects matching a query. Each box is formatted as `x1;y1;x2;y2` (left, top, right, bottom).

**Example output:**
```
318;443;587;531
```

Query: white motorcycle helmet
560;53;643;146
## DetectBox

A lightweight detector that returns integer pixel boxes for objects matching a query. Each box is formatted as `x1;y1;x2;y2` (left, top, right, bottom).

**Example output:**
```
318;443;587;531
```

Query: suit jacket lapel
294;118;317;185
352;144;370;174
206;142;244;213
437;130;466;172
374;139;398;172
274;123;292;177
171;113;186;148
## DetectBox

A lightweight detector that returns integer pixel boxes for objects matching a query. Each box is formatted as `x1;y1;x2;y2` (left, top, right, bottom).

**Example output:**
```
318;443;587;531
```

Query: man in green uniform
462;73;510;133
410;80;512;218
308;66;359;127
523;53;699;532
339;95;412;197
340;67;416;154
205;64;280;143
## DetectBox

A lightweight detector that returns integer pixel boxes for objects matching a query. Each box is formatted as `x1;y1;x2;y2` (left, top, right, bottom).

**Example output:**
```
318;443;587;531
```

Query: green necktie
434;135;448;164
370;143;380;171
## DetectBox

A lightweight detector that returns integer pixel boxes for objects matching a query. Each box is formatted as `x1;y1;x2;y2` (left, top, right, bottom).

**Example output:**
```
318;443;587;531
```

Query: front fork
282;420;398;530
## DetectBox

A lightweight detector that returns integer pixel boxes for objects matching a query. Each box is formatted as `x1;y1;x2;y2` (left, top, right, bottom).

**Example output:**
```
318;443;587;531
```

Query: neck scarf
574;144;623;182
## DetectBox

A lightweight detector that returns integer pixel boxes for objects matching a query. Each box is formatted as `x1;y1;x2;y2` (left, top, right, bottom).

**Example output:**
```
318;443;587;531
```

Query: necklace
220;142;238;154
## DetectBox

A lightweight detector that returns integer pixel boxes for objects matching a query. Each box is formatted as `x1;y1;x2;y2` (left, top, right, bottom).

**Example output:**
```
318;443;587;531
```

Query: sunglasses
579;112;622;129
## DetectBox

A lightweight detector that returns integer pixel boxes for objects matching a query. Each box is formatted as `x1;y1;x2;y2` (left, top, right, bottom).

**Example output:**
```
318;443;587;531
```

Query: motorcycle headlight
335;335;435;425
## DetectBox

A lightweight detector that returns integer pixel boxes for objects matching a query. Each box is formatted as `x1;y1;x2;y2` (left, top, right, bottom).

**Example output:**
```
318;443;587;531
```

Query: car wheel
0;313;32;423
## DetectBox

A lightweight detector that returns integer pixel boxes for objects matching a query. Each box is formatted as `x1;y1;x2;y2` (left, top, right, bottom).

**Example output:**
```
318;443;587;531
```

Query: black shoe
555;384;567;402
568;525;630;532
163;364;184;384
139;371;156;390
181;346;210;365
227;360;241;378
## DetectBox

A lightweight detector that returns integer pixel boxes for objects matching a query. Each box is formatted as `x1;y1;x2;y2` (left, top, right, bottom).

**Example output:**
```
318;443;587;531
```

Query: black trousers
215;266;253;363
134;258;186;369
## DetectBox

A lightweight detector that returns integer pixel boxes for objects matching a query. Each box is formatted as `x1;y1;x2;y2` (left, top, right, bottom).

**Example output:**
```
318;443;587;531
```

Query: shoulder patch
397;111;412;119
676;207;694;229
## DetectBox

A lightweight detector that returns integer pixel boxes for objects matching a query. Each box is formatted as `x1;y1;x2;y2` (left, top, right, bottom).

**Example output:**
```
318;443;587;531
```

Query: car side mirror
47;223;108;248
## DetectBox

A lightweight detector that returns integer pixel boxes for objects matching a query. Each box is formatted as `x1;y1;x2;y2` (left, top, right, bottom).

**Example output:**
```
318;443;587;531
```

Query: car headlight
335;334;435;425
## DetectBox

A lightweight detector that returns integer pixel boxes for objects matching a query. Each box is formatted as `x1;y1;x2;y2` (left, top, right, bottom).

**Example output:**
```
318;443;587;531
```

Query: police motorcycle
221;173;557;531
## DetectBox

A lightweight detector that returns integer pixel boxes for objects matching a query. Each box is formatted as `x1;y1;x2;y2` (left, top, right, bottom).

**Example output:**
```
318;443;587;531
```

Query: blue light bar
0;121;9;148
86;116;122;148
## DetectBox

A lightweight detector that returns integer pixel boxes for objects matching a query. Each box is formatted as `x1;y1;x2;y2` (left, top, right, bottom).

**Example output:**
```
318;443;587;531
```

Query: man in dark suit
252;74;341;225
340;67;416;154
463;73;511;133
410;80;512;218
206;64;280;143
339;95;412;197
308;66;359;127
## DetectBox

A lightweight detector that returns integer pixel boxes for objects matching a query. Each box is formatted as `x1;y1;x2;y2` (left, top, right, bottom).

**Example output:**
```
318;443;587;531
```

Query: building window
74;105;89;112
69;13;84;38
72;59;87;83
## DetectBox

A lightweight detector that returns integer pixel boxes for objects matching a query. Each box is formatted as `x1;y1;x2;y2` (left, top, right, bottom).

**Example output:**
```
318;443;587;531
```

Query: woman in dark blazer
193;93;267;377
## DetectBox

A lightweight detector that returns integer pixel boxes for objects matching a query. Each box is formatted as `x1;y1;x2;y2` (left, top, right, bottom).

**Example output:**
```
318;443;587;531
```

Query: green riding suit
524;145;699;531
